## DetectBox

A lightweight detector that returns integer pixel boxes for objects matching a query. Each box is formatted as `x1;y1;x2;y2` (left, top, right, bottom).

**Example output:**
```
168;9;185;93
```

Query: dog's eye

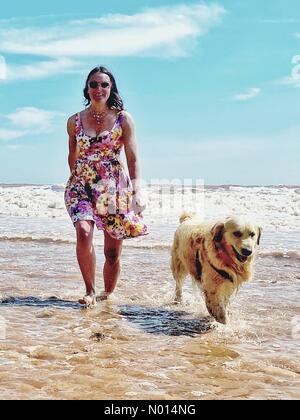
233;231;242;238
249;232;256;238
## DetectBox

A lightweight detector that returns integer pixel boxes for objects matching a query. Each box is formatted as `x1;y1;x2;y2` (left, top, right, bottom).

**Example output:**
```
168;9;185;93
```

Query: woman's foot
78;294;96;308
96;291;111;302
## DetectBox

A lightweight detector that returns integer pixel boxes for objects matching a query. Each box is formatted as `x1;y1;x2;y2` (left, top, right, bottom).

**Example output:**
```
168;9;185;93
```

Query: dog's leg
202;277;235;324
171;254;187;303
204;291;228;324
174;275;186;303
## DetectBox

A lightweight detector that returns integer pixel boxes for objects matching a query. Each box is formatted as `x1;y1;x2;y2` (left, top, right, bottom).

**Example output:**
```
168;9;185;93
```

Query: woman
64;66;148;307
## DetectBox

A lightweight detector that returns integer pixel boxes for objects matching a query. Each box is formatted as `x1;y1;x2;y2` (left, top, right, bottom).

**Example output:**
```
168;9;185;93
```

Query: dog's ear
211;223;225;242
190;231;203;249
257;226;262;245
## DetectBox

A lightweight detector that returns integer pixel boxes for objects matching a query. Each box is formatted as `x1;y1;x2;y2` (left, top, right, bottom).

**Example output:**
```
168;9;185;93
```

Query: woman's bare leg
75;221;96;297
102;231;123;297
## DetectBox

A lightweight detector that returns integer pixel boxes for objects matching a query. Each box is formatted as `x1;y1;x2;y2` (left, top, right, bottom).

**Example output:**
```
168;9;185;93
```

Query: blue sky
0;0;299;185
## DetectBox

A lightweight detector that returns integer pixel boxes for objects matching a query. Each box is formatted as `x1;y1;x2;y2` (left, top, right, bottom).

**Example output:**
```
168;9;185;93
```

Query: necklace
90;108;108;126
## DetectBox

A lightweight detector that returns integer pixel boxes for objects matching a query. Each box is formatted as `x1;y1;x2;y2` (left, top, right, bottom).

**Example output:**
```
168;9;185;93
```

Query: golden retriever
171;212;261;324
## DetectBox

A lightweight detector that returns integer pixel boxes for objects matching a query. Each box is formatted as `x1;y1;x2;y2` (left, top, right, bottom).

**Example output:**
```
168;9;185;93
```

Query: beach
0;184;299;400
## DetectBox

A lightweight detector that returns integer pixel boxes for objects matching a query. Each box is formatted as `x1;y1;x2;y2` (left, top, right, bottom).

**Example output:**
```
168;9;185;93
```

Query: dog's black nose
241;248;252;256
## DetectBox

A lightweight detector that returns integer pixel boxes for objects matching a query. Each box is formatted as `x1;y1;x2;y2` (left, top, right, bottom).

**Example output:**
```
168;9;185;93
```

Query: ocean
0;183;299;400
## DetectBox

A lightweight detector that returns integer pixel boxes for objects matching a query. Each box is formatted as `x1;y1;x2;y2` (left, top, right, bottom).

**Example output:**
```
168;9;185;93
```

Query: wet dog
171;212;261;324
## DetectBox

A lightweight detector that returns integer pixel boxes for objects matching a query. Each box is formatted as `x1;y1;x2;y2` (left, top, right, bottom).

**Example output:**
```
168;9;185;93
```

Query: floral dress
64;111;148;240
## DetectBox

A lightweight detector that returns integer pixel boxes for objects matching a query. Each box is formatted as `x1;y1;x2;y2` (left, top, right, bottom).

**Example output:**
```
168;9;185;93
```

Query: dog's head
211;217;262;264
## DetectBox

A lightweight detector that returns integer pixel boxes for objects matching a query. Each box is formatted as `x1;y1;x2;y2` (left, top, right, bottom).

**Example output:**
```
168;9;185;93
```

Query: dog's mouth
232;247;248;263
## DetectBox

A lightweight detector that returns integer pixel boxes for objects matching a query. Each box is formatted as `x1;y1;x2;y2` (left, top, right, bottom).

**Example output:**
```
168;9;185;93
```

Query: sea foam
0;184;298;230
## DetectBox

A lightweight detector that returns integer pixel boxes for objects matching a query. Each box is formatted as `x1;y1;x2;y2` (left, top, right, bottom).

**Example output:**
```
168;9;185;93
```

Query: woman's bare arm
67;115;77;173
122;111;145;212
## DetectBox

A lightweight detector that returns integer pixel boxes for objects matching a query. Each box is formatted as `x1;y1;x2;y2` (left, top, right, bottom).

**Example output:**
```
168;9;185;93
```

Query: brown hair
83;66;124;110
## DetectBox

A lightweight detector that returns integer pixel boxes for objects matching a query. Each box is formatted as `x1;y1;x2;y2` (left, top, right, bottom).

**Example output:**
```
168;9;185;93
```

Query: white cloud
0;107;65;141
232;87;261;101
0;55;7;79
278;55;300;88
0;129;26;141
279;75;300;88
5;107;64;130
6;58;79;81
0;4;226;58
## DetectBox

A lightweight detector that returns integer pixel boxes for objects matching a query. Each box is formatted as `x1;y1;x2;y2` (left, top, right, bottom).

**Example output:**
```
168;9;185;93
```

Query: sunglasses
88;81;110;89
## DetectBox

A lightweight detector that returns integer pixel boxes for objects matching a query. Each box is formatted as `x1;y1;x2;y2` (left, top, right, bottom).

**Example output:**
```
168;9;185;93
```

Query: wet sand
0;236;299;400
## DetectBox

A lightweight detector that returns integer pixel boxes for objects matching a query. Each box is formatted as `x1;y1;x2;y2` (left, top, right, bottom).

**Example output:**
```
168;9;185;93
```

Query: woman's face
87;72;112;105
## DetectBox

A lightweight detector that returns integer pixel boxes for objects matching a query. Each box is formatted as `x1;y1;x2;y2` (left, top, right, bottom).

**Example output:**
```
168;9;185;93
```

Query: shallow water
0;230;299;400
0;184;299;400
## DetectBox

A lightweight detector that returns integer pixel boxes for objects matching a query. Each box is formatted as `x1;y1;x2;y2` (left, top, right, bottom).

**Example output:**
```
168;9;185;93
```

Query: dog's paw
174;291;183;304
173;296;183;305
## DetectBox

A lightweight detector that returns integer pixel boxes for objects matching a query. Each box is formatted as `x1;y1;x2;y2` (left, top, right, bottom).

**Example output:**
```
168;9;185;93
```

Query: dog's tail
179;211;196;224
